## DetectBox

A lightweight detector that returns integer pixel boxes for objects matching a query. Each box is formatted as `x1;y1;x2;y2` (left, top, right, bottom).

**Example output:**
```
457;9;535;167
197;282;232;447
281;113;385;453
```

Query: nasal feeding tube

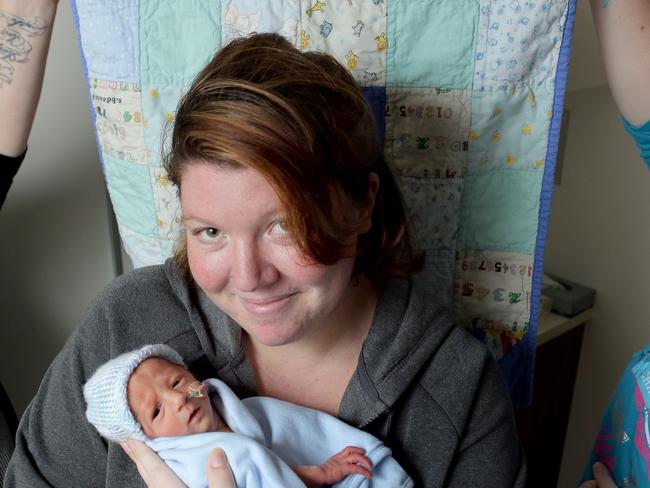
187;381;205;399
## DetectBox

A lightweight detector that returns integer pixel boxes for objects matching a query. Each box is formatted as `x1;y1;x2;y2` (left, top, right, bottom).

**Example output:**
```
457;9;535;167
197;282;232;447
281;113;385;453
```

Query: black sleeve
0;149;27;210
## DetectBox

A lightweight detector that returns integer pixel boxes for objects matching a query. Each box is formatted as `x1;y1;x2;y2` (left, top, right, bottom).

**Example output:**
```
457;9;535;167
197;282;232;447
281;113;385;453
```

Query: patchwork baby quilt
71;0;577;407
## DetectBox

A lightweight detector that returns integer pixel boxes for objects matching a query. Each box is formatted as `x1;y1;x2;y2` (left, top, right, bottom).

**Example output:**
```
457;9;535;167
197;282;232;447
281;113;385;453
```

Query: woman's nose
231;240;277;292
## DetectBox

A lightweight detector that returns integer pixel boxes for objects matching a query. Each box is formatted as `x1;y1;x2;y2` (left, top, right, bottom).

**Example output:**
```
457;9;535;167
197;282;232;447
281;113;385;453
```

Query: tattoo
0;10;49;88
601;0;612;8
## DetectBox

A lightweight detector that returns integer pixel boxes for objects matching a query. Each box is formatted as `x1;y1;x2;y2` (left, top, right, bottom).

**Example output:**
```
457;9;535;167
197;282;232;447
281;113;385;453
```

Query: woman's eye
200;227;221;239
192;227;223;242
172;378;181;388
270;220;289;235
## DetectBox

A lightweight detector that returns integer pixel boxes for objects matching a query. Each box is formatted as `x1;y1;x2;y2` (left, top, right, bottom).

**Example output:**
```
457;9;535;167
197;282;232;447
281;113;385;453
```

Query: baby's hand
293;446;372;486
317;446;373;484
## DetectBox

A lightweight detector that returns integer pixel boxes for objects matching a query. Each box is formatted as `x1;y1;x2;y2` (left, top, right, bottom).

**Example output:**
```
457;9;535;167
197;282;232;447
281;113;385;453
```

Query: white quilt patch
385;87;471;180
454;249;534;359
300;0;387;85
90;78;149;164
149;166;182;243
474;0;568;92
222;0;300;47
118;225;175;269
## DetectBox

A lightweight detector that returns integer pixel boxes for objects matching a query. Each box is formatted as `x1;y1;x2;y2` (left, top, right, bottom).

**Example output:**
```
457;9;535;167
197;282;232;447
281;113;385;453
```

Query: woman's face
180;163;360;347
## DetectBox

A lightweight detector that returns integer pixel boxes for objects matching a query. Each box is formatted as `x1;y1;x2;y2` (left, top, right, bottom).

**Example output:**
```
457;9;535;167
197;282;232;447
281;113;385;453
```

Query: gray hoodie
5;259;525;487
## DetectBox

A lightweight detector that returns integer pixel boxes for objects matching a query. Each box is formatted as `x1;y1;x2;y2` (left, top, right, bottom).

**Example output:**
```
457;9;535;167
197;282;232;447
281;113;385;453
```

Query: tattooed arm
0;0;57;157
590;0;650;125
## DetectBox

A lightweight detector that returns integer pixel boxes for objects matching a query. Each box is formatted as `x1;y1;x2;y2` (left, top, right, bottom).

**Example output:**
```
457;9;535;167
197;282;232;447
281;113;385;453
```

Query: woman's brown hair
164;33;421;282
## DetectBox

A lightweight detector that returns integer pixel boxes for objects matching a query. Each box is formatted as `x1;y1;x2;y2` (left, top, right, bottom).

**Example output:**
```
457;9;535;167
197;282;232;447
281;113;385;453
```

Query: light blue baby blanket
148;379;413;488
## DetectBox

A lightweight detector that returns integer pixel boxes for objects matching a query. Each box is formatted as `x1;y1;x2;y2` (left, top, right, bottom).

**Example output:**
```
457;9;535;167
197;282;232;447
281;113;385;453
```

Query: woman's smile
237;291;298;316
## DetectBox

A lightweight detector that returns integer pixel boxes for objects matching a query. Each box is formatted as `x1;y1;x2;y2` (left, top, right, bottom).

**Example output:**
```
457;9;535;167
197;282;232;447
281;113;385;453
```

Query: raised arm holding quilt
0;0;56;207
590;0;650;169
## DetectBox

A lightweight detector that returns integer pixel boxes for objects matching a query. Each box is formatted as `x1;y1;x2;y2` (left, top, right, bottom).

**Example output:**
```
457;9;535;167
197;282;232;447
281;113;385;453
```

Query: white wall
548;85;650;487
564;0;608;93
0;4;115;415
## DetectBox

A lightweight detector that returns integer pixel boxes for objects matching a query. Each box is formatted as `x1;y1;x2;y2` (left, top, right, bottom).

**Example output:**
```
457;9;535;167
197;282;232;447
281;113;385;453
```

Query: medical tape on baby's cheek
187;381;206;399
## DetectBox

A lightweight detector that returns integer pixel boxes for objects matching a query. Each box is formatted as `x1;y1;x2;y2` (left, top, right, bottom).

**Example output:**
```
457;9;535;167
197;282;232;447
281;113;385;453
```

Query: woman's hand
206;448;237;487
121;440;186;488
122;440;236;488
578;462;619;488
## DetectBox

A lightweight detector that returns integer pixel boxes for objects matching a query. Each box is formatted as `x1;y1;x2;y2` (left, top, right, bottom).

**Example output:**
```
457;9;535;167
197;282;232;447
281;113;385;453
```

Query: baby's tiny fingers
340;446;366;456
344;452;373;469
347;463;373;479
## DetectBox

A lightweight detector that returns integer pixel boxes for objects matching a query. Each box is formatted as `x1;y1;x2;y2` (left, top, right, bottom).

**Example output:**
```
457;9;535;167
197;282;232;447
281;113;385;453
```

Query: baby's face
127;357;227;438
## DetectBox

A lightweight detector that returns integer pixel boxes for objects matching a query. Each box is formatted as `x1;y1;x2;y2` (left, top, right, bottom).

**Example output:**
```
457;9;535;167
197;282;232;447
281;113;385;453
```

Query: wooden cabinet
516;309;592;488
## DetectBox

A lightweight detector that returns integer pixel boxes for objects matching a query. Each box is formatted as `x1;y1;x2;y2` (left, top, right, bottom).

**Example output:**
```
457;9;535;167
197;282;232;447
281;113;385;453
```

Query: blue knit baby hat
83;344;185;443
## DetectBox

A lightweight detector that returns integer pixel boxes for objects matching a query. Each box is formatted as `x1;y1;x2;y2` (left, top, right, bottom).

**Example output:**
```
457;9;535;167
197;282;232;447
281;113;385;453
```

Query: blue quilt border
499;0;579;409
69;0;106;177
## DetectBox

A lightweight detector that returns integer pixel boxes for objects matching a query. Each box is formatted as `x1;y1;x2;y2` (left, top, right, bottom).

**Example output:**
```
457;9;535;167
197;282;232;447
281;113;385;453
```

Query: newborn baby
83;344;413;488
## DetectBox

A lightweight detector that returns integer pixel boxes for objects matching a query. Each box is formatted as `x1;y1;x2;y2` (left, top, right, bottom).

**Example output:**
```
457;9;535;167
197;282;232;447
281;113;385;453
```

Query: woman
3;10;525;488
